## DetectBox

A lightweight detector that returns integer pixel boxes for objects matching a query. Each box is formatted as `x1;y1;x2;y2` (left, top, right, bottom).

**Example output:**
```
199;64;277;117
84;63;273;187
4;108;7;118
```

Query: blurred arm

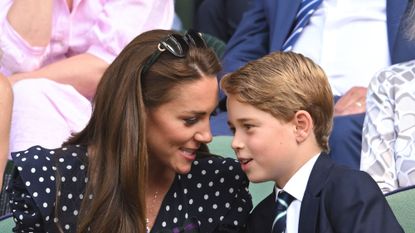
9;53;108;99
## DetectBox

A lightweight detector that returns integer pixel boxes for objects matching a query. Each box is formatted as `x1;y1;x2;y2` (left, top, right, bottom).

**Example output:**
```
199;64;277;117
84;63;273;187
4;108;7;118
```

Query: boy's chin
247;174;270;183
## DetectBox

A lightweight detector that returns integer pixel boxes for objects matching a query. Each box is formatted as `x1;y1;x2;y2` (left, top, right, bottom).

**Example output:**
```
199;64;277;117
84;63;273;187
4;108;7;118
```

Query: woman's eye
229;127;236;135
184;117;198;125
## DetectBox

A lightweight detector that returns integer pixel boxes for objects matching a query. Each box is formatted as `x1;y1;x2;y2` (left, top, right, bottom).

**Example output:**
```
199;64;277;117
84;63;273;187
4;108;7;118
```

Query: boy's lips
238;158;253;165
238;157;253;172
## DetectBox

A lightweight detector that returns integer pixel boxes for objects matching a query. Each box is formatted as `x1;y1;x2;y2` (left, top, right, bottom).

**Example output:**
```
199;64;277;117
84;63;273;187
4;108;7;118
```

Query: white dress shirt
275;153;320;233
292;0;390;96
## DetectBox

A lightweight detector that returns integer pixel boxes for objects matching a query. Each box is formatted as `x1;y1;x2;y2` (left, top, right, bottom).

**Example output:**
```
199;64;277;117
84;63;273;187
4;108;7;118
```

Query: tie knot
276;191;295;211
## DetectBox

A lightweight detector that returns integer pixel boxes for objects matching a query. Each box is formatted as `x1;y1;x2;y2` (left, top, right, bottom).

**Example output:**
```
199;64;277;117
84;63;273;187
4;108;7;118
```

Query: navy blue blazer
246;155;403;233
222;0;415;75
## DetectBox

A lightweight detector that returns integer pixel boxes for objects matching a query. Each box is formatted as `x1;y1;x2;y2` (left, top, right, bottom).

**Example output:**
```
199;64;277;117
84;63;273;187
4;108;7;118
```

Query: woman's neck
145;163;175;232
147;155;176;191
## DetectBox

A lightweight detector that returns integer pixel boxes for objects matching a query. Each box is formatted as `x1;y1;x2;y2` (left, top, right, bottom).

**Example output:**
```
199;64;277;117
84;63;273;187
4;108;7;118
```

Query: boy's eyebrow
227;118;255;126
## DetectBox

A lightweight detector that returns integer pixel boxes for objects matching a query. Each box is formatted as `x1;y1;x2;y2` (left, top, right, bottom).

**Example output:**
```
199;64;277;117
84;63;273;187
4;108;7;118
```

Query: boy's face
227;95;300;187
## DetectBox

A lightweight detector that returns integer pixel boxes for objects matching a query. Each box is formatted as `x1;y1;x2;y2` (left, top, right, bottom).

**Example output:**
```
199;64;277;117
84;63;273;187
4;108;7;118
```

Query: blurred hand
334;86;367;116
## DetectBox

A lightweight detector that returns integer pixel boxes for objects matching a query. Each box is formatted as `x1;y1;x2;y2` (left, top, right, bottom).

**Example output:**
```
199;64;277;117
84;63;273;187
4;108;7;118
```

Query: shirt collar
275;153;320;202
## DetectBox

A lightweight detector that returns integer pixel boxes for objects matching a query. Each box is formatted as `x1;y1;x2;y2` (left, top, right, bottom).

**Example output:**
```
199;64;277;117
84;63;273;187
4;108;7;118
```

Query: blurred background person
361;1;415;193
0;0;174;215
216;0;415;170
193;0;251;43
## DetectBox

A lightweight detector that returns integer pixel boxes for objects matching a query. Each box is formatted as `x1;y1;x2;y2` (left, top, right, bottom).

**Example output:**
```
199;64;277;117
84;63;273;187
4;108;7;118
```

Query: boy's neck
276;143;322;189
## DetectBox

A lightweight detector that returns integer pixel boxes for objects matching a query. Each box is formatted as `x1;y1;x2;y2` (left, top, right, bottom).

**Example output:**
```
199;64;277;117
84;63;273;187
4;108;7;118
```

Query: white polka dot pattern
8;146;252;232
8;145;88;232
153;155;252;232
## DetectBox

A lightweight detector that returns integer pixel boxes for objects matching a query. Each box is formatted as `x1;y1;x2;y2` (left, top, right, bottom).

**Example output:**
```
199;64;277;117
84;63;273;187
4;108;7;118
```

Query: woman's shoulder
11;145;87;194
11;144;88;174
8;145;88;231
11;145;88;194
373;60;415;83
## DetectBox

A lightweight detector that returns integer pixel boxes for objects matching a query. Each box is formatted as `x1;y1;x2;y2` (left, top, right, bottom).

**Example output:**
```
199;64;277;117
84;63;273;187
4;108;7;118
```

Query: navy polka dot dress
7;145;252;233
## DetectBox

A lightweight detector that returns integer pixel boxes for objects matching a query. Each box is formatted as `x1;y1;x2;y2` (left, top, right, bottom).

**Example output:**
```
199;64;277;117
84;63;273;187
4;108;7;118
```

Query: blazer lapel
259;192;277;229
246;190;276;232
298;154;334;233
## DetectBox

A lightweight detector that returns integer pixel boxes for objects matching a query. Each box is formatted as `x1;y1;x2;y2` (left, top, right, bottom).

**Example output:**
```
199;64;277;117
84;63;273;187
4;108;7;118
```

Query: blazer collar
257;189;277;220
298;154;334;233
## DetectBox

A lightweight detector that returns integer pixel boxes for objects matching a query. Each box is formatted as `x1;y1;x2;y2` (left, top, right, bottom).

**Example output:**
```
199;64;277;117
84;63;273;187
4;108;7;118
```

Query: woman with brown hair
7;29;252;233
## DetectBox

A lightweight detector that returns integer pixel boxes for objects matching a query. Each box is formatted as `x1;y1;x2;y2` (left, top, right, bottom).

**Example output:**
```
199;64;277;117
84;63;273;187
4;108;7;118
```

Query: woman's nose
194;121;213;143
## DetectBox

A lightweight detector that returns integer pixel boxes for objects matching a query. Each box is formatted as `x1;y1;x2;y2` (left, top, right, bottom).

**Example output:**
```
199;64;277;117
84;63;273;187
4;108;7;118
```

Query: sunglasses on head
140;29;207;77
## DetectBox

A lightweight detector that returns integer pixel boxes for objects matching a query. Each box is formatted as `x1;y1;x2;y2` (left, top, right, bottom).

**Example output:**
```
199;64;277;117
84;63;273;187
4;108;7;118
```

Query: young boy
221;52;403;233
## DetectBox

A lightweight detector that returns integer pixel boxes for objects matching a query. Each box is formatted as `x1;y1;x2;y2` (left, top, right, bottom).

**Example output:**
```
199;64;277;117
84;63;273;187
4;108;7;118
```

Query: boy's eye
244;124;254;130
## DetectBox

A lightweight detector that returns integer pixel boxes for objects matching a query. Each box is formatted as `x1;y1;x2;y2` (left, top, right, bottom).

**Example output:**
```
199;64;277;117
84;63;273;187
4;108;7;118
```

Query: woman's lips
180;148;197;161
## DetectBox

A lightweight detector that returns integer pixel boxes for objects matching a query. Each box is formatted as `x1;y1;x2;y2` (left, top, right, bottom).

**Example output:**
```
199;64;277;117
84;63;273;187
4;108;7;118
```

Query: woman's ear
293;110;313;143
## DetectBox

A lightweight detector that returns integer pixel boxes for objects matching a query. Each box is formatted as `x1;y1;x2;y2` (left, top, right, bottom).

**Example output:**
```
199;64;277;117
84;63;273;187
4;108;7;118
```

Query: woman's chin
175;164;192;175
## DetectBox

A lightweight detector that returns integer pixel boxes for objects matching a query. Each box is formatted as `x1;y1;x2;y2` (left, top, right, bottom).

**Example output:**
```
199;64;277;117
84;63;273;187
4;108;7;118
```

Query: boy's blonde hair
221;51;334;152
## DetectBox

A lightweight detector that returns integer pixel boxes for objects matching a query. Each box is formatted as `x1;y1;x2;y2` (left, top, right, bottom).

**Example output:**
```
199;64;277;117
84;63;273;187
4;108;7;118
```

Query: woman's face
146;75;218;176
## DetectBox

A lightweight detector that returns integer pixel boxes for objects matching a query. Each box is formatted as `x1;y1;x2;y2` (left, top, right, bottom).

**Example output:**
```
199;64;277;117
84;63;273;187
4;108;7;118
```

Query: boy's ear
293;110;313;143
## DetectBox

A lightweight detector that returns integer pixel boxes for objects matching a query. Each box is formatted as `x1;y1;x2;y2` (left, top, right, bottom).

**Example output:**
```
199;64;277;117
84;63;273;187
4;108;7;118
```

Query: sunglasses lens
161;34;187;57
185;29;207;48
141;30;207;78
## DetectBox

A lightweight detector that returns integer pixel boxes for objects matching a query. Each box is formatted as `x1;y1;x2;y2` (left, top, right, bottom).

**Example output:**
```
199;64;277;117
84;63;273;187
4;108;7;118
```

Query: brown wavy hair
63;29;221;233
221;51;333;152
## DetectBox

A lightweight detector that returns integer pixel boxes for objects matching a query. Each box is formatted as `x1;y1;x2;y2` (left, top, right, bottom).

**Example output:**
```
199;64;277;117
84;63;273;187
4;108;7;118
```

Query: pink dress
0;0;174;154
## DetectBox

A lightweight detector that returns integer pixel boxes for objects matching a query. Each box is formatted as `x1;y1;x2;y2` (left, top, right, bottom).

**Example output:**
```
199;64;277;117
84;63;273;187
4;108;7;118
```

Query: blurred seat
0;160;14;216
201;33;226;58
178;28;226;59
208;136;274;208
385;185;415;233
0;214;14;233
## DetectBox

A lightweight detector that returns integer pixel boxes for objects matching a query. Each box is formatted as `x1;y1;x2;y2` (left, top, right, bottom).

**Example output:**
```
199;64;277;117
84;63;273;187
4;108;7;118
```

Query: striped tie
282;0;323;51
271;191;295;233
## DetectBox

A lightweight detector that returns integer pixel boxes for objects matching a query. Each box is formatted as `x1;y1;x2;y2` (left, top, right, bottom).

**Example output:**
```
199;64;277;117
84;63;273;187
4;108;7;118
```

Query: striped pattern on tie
271;191;295;233
282;0;323;52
